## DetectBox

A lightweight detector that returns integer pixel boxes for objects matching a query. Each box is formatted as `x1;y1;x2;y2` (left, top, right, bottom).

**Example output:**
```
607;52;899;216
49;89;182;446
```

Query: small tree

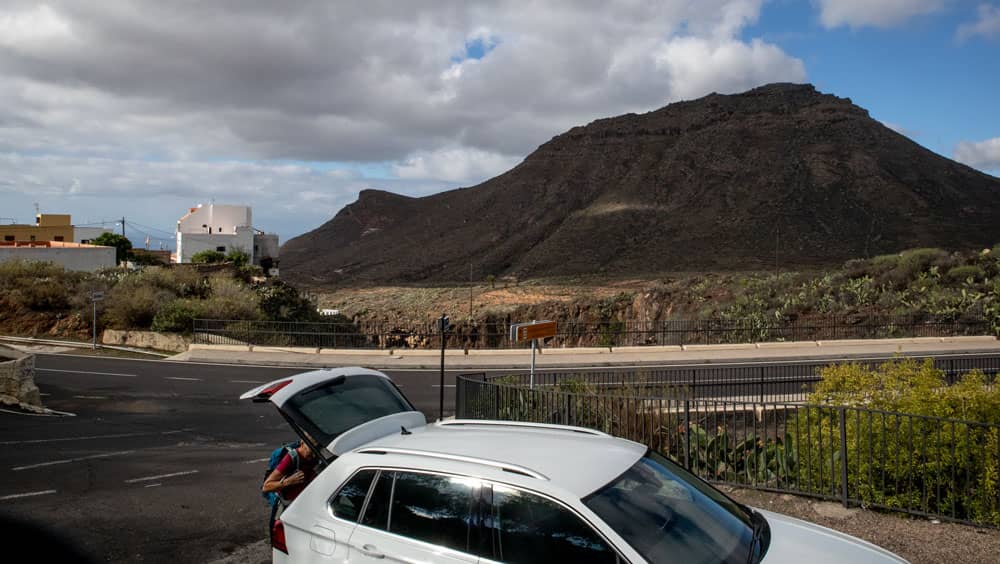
486;274;496;289
92;233;133;264
191;249;225;264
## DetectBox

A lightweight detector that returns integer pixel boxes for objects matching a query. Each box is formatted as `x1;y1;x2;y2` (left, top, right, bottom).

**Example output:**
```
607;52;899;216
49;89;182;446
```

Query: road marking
230;380;265;384
0;489;56;501
0;428;192;446
243;457;269;464
431;385;457;388
164;377;202;381
144;483;162;488
125;470;199;484
37;368;137;378
73;395;107;400
13;450;134;471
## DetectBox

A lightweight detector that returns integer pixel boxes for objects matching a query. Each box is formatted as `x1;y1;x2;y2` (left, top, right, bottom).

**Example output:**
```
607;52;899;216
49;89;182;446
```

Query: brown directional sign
511;320;557;342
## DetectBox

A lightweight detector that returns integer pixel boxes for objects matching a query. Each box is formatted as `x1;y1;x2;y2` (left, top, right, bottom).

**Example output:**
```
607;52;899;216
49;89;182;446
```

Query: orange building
1;214;74;243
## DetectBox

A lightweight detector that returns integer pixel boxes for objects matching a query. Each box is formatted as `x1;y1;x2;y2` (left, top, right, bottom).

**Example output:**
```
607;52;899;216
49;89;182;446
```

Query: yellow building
1;214;74;243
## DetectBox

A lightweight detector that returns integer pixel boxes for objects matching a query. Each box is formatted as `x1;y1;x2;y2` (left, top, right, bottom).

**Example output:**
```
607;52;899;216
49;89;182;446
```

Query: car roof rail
355;447;550;480
436;419;610;437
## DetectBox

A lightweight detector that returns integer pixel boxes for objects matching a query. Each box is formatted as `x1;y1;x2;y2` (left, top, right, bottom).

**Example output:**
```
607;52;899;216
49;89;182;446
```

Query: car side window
330;469;376;522
360;471;394;530
485;484;619;564
386;471;477;553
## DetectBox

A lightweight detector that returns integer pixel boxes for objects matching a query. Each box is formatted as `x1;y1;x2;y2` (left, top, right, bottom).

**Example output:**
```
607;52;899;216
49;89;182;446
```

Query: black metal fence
193;314;992;349
456;368;1000;526
494;354;1000;403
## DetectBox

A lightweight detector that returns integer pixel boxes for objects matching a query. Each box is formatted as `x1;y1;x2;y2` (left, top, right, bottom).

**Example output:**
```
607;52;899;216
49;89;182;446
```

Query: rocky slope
282;83;1000;286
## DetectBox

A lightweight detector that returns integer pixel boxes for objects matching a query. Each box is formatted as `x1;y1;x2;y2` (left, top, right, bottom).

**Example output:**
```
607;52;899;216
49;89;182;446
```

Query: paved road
0;354;465;563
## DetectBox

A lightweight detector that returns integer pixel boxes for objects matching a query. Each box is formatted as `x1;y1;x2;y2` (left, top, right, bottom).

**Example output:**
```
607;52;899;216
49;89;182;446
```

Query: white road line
0;489;57;501
37;368;137;378
431;384;457;388
144;483;162;488
125;470;199;484
230;380;265;384
73;395;107;400
0;407;58;417
164;377;201;381
242;457;269;464
0;428;192;446
13;450;134;471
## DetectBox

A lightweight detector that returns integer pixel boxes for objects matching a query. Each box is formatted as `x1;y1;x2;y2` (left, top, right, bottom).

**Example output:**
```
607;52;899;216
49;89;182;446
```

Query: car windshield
583;450;753;564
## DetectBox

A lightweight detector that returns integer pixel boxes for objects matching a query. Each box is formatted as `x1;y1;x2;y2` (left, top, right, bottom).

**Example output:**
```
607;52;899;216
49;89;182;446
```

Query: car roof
345;420;647;498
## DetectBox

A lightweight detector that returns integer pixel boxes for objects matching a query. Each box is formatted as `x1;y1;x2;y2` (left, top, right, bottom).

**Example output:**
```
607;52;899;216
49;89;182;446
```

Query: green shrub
225;249;250;267
151;300;204;333
198;275;262;320
104;285;175;329
191;250;225;264
945;265;985;284
257;280;321;322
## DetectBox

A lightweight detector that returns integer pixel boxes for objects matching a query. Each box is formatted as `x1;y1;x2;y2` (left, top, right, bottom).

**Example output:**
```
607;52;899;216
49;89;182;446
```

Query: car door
240;368;425;464
346;469;481;563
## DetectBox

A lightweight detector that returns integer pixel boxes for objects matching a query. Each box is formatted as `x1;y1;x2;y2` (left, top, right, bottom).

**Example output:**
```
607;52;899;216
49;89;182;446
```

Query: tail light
272;519;288;554
253;379;293;403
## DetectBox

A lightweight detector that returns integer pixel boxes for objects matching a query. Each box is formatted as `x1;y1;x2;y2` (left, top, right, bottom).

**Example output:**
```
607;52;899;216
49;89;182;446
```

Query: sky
0;1;997;250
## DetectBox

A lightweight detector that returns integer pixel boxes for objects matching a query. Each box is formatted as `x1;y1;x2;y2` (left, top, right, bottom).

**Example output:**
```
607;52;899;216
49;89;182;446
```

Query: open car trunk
240;367;426;463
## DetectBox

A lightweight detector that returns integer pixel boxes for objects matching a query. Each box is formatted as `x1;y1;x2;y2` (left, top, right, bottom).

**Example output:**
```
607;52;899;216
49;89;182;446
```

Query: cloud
0;1;807;237
815;0;948;29
957;4;1000;41
954;137;1000;171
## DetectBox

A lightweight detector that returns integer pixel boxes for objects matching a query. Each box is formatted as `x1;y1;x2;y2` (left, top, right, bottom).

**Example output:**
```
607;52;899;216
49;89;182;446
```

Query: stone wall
102;330;191;353
0;344;41;409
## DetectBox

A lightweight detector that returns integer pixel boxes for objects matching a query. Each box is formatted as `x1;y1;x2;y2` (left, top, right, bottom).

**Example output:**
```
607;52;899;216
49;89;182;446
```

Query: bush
198;275;262;320
151;300;204;333
191;250;225;264
257;280;322;322
104;285;176;329
225;249;250;267
945;265;985;284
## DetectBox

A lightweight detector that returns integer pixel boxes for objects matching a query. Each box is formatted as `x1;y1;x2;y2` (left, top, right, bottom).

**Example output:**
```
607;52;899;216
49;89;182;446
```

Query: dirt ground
725;487;1000;563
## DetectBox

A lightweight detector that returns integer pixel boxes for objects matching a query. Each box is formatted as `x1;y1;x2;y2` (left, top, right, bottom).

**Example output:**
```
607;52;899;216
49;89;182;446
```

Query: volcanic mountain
281;83;1000;286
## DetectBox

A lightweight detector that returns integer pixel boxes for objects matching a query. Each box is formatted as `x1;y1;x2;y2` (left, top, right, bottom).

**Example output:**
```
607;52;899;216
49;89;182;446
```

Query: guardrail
192;314;992;349
456;366;1000;527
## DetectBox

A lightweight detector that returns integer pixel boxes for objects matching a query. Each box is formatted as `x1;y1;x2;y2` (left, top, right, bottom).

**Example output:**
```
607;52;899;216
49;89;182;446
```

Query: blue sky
0;1;997;248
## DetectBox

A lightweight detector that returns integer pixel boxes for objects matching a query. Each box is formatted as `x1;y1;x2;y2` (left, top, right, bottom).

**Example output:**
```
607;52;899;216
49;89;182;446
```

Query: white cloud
957;4;1000;41
393;148;521;183
954;137;1000;171
815;0;947;29
0;1;807;238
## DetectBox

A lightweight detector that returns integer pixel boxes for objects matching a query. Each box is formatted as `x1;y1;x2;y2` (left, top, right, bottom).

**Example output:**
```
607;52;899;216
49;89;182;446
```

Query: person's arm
262;468;287;494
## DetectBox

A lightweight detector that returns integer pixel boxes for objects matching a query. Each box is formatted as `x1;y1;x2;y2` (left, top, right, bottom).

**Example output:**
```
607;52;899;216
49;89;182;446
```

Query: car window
583;451;752;564
360;470;393;530
485;484;618;564
331;469;377;522
386;472;477;553
285;374;413;445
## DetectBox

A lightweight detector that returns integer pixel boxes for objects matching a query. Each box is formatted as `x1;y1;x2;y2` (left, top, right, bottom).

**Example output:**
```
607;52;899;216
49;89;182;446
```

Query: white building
174;204;279;267
0;241;116;272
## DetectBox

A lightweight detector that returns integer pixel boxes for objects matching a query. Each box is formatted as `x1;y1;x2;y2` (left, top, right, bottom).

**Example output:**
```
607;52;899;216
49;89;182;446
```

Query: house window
29;235;36;242
216;246;226;252
3;235;13;242
81;239;90;244
54;236;64;242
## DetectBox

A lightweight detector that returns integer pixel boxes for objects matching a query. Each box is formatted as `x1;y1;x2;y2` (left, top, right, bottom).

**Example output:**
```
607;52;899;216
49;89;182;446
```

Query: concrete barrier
189;343;251;352
0;344;41;410
682;343;757;351
394;349;468;357
939;335;997;343
252;346;321;354
466;349;532;356
319;349;393;356
539;347;610;355
755;341;820;349
611;346;684;354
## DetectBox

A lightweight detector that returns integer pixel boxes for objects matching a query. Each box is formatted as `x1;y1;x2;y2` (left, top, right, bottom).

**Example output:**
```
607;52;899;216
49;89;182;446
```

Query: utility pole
121;216;126;237
438;314;450;421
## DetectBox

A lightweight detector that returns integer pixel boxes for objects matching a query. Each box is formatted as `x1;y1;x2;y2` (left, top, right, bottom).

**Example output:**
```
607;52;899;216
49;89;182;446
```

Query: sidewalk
169;336;1000;369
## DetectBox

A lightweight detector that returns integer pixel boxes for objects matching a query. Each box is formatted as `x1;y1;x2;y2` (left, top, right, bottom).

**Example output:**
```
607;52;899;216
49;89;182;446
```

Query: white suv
241;368;907;564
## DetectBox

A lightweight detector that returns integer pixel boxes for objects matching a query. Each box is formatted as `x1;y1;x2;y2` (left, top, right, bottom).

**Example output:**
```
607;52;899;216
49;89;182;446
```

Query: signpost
91;290;105;349
509;320;556;387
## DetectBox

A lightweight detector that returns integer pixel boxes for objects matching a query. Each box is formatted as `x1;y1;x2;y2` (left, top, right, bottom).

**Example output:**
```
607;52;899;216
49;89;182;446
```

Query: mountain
281;83;1000;286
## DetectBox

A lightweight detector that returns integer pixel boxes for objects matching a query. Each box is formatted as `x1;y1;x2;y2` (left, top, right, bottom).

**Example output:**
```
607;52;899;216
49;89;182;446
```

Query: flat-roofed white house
175;204;279;268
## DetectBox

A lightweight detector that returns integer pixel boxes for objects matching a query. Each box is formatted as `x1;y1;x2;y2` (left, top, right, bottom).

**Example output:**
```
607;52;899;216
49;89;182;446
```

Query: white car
241;368;908;564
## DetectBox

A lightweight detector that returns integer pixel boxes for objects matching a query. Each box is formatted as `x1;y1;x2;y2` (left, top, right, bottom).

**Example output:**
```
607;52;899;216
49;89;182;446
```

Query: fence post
839;407;849;508
759;366;765;404
565;394;572;426
683;400;691;469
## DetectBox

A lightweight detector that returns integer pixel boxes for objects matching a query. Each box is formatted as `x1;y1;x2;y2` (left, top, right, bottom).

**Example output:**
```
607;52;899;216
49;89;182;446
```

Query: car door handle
359;544;385;559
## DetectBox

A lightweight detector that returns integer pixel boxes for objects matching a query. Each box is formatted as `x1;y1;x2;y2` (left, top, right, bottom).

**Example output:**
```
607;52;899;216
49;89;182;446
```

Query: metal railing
193;314;993;349
456;369;1000;527
491;354;1000;404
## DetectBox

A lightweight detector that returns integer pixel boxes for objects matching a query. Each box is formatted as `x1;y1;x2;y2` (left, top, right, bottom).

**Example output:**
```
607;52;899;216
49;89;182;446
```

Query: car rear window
285;374;413;444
